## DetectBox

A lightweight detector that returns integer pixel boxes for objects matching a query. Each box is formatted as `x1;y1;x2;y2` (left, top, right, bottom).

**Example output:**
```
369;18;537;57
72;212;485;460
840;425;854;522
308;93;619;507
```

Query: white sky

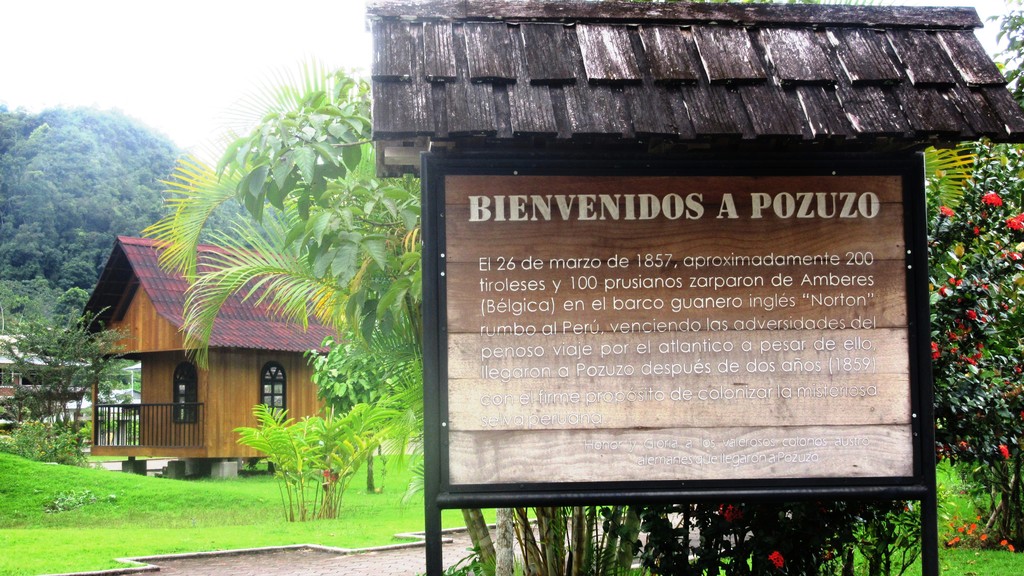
0;1;1012;151
0;1;370;150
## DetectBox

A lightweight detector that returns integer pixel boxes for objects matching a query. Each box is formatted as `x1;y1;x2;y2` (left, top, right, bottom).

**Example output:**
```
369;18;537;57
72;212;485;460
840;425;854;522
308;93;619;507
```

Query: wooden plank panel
445;208;905;262
446;260;908;330
450;328;909;380
371;20;417;82
448;425;915;484
577;24;643;83
423;22;457;82
886;30;957;86
444;174;904;205
758;28;836;85
828;28;902;85
520;23;575;84
692;26;765;84
448;373;911;431
110;289;185;353
464;22;515;83
935;30;1007;86
738;84;806;138
638;26;702;84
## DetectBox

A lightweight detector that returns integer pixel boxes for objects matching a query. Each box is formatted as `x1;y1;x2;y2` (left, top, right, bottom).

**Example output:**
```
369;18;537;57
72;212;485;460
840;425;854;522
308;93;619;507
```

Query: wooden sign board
423;157;931;497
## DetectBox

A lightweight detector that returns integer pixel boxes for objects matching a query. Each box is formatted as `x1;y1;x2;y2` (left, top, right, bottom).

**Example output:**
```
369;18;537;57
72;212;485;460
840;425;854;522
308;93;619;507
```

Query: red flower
966;310;978;321
768;551;785;568
1008;214;1024;231
974;226;981;235
1000;444;1011;459
719;504;743;522
940;206;955;217
931;342;940;360
983;192;1003;206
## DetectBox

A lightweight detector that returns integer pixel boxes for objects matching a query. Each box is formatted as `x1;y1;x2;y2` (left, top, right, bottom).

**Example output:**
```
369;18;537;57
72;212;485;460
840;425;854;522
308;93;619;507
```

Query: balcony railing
94;403;204;448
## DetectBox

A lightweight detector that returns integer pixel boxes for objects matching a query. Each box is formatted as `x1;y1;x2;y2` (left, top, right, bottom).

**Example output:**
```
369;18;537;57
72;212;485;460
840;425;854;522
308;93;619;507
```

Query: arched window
261;362;286;409
173;362;198;423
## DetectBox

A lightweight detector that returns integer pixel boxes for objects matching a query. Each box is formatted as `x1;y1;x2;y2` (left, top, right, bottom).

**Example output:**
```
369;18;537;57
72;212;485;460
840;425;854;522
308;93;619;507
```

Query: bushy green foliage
234;403;391;521
44;489;99;513
0;107;180;303
0;421;87;466
927;141;1024;546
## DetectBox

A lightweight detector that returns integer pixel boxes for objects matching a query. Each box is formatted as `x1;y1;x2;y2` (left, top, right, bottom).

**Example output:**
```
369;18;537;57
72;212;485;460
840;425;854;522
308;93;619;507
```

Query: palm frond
145;156;242;280
925;144;977;210
220;59;339;138
182;216;346;365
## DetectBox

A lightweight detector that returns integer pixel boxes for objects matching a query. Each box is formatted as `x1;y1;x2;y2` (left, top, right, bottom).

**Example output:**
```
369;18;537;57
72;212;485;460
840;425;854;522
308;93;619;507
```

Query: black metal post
422;153;445;575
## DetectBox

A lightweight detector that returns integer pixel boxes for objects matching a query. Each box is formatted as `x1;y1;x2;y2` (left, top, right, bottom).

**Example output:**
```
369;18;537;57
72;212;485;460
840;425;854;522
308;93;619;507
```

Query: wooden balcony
93;403;205;456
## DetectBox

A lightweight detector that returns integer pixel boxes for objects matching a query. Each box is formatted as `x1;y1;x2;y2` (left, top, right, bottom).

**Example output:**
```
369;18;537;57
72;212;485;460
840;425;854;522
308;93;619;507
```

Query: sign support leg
425;500;443;575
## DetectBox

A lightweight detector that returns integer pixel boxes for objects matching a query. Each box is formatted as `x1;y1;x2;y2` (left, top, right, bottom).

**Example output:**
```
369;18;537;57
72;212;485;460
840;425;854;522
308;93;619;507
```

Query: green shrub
44;489;97;513
0;421;86;466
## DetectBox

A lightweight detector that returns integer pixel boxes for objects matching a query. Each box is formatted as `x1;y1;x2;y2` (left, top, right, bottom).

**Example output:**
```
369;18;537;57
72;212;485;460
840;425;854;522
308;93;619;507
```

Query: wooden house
84;236;334;472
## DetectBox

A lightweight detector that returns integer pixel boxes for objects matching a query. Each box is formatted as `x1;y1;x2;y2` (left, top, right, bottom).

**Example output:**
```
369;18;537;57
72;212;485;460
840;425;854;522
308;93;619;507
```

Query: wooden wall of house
138;349;322;459
109;289;185;353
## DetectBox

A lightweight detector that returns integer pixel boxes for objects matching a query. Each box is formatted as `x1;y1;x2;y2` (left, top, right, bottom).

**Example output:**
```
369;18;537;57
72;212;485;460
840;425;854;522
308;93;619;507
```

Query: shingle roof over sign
367;0;1024;158
85;237;334;353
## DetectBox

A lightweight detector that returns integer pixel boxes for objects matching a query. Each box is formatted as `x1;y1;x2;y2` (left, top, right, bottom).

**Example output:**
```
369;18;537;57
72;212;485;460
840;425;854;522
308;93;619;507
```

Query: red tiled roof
86;236;335;353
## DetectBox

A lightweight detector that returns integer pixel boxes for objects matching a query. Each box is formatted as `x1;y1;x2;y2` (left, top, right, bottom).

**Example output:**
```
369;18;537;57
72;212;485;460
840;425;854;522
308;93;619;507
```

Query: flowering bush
929;140;1024;546
638;501;878;575
0;421;86;466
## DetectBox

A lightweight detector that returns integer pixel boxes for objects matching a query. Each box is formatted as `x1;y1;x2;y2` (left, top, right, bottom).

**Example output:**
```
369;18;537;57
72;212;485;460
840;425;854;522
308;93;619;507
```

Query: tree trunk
463;507;496;566
496;508;515;576
366;453;375;492
615;506;641;572
515;507;545;576
569;507;591;576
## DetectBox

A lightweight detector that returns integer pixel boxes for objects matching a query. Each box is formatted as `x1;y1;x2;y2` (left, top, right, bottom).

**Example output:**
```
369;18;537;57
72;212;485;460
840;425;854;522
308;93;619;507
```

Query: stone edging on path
42;529;464;576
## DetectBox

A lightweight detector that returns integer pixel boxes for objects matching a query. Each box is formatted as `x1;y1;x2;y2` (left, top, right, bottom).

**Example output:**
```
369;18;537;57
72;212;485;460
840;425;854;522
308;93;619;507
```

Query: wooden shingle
936;30;1007;87
508;25;560;136
577;24;643;84
758;28;836;85
423;23;457;82
887;30;958;86
638;26;702;84
368;0;1024;160
692;26;766;84
829;28;902;85
464;23;516;83
520;24;576;84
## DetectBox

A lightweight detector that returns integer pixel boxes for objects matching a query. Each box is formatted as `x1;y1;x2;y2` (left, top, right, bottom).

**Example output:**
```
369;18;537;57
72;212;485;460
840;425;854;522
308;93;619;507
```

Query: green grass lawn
0;453;467;575
4;453;1024;576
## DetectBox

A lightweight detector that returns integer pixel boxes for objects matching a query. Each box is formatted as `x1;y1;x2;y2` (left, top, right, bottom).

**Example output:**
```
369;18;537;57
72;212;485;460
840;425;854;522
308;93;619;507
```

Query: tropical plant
927;139;1024;547
0;311;124;425
234;403;389;521
0;420;88;466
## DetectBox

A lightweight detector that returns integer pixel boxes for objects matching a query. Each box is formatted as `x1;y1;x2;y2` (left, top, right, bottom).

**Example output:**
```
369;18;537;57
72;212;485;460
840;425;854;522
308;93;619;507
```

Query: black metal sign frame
421;152;937;575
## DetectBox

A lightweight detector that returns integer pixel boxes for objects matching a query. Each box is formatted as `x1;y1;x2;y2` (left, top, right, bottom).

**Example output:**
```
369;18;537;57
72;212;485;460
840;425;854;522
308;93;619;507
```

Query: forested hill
0;106;181;321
